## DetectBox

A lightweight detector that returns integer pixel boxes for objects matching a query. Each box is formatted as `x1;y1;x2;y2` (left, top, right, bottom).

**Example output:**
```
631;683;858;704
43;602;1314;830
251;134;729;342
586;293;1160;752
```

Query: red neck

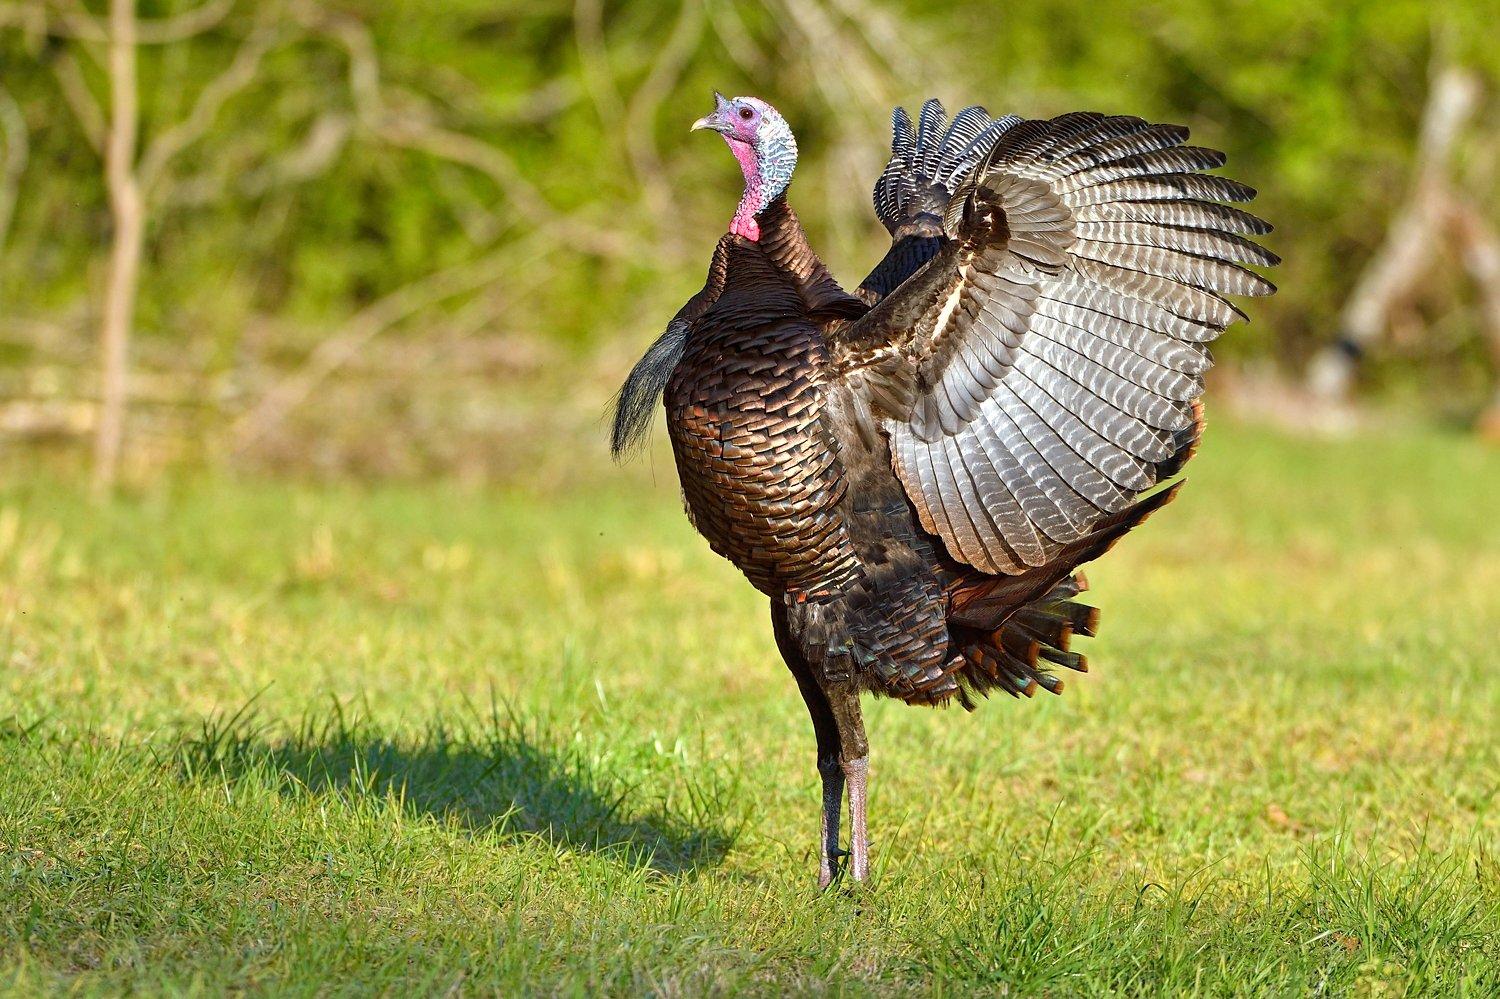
728;138;764;241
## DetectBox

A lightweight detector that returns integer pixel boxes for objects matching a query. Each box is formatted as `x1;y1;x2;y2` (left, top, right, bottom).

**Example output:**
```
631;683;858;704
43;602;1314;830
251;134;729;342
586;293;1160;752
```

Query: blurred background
1;8;1498;988
0;0;1497;490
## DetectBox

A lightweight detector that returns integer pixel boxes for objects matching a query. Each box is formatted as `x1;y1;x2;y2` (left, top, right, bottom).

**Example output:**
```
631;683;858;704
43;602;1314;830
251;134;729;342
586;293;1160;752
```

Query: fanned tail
861;99;1023;302
872;99;1022;237
944;481;1183;708
954;575;1096;704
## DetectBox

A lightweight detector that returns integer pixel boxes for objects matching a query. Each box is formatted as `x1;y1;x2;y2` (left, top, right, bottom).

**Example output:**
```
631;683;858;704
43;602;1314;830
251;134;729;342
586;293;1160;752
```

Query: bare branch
375;116;550;227
824;0;926;83
1454;206;1500;438
165;111;351;208
1449;200;1500;365
137;15;286;194
287;0;623;259
1308;66;1482;401
495;77;579;126
0;82;29;251
375;114;628;258
624;0;704;251
763;0;894;257
769;0;894;113
215;3;637;448
429;161;510;245
574;0;702;252
625;0;703;157
705;0;769;75
37;0;106;41
240;110;351;187
572;0;628;169
286;0;380;121
134;0;233;44
94;0;145;494
1;0;232;43
0;1;45;34
46;45;106;154
228;243;527;452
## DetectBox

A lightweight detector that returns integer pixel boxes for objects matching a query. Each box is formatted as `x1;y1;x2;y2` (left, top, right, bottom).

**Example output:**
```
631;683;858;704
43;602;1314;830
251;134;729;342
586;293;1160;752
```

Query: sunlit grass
1;421;1497;994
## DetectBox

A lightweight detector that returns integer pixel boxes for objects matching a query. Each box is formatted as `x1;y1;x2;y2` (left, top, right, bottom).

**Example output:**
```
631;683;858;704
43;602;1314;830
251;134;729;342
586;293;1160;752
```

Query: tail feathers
954;576;1096;705
962;644;1039;700
950;481;1182;630
873;99;1022;235
944;481;1186;708
1013;598;1100;644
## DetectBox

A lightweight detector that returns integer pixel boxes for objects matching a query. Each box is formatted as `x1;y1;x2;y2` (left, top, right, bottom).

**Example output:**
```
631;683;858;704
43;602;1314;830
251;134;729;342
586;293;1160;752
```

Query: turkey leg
826;684;870;883
817;756;845;888
773;602;848;888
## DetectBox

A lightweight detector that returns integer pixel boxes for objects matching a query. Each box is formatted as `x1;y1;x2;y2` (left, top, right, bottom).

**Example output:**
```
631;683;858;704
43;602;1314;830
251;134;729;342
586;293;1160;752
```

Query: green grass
1;421;1497;995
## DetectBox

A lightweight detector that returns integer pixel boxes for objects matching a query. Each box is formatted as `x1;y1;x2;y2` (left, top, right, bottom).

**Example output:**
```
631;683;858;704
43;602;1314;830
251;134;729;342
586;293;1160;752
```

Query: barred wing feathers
837;113;1277;574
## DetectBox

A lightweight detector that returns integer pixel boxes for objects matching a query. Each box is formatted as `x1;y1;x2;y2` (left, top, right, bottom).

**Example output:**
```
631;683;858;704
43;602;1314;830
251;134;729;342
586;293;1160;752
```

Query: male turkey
613;93;1276;887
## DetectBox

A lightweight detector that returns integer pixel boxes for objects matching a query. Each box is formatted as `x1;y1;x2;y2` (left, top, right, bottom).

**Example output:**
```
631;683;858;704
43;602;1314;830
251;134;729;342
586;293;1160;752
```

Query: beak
691;91;733;133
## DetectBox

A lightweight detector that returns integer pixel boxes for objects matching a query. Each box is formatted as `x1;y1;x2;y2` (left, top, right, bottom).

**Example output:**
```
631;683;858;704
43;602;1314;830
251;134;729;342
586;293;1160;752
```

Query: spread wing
833;112;1277;574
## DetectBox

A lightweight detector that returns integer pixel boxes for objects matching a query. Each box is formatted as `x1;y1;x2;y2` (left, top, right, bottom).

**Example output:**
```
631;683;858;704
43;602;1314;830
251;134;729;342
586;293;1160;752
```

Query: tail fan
871;99;1022;237
954;575;1097;705
944;481;1184;707
861;100;1021;301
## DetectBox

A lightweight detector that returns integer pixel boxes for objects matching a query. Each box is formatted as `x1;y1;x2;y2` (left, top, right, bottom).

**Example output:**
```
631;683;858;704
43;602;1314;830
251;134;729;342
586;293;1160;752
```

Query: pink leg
842;755;869;882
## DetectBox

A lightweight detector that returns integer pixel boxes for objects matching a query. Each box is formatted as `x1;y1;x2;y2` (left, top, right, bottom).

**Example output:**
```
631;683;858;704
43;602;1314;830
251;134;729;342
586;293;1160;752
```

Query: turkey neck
749;196;867;319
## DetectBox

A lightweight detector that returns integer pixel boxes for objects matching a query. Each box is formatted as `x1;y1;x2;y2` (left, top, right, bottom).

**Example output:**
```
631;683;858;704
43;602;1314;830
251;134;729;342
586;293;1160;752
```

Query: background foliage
1;0;1498;476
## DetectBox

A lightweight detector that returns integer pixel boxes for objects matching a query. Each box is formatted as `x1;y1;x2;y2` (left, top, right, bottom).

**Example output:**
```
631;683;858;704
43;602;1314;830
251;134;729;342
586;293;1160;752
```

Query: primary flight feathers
840;102;1276;574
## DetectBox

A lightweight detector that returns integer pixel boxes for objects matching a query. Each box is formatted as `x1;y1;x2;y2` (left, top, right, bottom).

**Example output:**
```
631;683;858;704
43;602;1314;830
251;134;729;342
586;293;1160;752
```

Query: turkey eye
738;107;754;120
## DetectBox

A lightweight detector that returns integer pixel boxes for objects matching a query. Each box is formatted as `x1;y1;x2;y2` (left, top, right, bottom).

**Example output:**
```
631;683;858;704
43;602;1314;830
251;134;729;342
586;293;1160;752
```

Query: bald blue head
691;93;797;241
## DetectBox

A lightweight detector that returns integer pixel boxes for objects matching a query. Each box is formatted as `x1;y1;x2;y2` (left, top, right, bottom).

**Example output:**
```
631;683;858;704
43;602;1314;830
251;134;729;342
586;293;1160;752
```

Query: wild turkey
612;93;1276;887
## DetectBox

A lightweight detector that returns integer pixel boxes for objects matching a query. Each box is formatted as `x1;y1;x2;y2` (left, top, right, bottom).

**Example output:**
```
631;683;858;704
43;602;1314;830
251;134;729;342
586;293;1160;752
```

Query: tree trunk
1306;66;1481;403
1450;203;1500;440
95;0;143;496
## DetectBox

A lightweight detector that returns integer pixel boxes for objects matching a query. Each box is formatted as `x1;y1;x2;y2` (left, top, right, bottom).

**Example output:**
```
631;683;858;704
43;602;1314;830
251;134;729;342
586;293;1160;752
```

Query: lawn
1;421;1496;995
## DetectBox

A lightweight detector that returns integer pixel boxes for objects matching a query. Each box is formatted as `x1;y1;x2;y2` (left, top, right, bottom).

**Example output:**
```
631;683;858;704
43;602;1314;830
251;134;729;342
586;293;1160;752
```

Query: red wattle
731;213;761;240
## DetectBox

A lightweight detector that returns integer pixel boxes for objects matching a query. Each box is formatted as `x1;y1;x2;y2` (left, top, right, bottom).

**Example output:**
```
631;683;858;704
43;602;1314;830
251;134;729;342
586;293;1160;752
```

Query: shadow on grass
171;699;741;876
